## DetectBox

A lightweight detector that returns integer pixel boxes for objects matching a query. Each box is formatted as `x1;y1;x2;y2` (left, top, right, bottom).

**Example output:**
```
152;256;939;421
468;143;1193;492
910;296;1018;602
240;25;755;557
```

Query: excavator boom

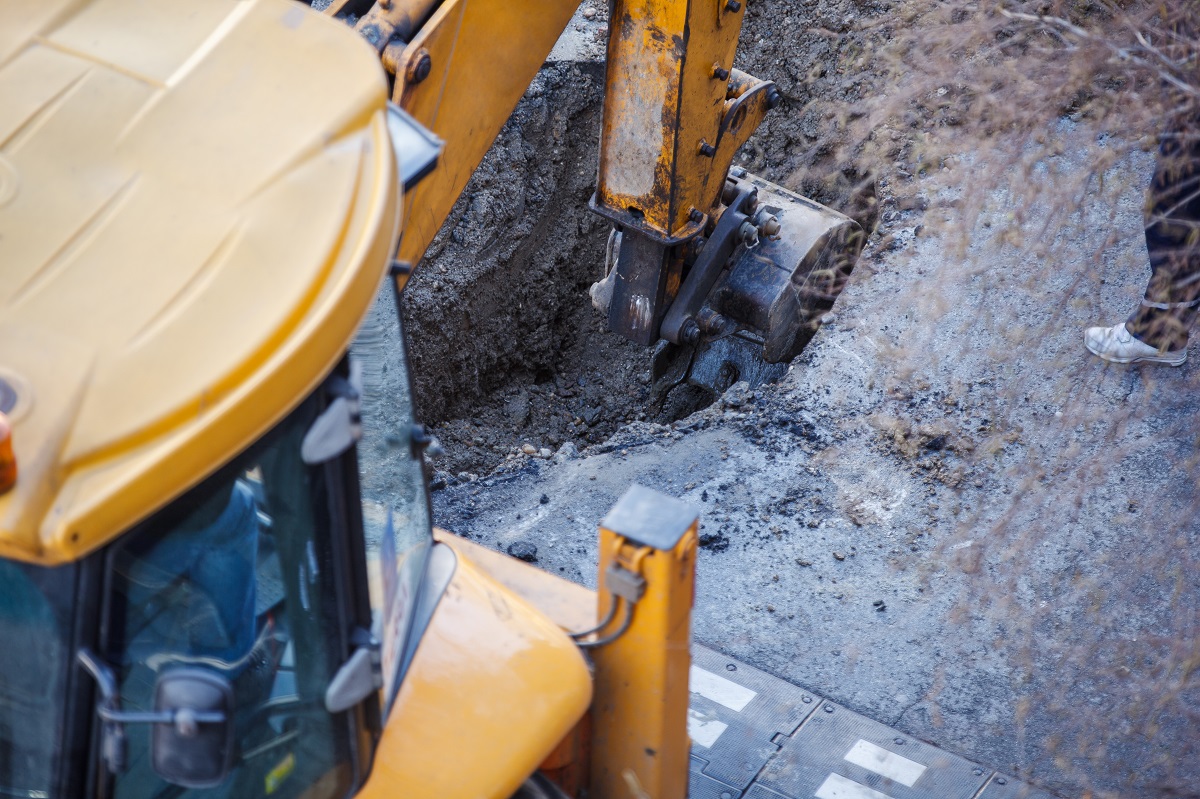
322;0;865;399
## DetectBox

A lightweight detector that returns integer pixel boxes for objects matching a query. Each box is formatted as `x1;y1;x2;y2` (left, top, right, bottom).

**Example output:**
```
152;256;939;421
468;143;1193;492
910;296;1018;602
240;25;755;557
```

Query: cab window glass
0;560;74;798
104;405;353;799
355;307;433;714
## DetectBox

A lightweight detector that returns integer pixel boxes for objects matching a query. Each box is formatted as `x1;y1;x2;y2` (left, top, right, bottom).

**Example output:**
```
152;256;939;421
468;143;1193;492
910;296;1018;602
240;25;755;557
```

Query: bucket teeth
651;337;789;409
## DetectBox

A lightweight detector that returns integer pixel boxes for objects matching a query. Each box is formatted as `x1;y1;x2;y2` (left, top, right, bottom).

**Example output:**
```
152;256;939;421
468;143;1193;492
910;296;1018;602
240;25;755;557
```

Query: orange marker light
0;412;15;494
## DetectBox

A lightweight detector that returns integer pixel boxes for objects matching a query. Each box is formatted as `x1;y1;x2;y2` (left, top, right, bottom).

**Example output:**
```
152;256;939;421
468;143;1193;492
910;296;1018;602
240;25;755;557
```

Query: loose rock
506;541;538;562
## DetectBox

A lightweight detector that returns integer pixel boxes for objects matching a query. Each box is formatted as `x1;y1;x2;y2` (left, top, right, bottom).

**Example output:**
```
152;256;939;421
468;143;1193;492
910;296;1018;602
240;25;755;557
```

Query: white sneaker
1084;322;1187;366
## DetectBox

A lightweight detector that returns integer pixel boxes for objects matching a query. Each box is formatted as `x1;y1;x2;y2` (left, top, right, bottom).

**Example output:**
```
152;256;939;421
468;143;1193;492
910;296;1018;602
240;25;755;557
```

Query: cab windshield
353;299;435;715
101;398;357;799
0;559;76;798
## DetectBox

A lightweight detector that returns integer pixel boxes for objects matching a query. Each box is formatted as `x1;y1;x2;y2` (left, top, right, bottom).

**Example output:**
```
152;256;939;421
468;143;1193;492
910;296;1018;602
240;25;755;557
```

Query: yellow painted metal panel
0;0;399;563
668;0;742;229
595;0;687;235
0;0;81;65
589;525;698;799
434;528;597;633
48;0;247;86
391;0;580;280
360;550;593;799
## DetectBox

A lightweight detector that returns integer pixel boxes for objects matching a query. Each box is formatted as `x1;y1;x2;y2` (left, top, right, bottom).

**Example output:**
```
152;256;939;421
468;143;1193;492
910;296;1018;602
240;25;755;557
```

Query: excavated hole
372;62;712;480
356;48;876;486
402;241;716;479
413;300;698;479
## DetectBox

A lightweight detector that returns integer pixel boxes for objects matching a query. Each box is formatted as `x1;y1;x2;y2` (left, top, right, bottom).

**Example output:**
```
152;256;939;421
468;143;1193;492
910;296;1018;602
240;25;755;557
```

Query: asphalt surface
422;124;1200;798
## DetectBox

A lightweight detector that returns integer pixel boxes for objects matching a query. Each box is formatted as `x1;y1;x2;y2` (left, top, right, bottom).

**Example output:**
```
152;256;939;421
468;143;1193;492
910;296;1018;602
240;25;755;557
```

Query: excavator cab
86;328;452;799
0;2;593;796
79;379;386;797
0;344;448;798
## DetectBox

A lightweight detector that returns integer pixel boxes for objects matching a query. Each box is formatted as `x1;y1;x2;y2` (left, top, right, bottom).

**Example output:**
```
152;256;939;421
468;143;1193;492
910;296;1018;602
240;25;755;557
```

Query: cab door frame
84;369;381;799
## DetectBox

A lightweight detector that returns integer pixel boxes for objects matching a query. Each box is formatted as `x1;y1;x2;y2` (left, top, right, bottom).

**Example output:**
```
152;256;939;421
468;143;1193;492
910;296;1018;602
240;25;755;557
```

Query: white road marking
828;339;866;365
815;773;897;799
687;708;728;748
689;665;756;711
843;739;927;787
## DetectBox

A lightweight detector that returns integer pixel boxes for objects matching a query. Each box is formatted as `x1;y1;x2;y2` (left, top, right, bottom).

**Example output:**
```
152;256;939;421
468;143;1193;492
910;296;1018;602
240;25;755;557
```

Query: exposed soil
394;0;884;479
398;58;653;478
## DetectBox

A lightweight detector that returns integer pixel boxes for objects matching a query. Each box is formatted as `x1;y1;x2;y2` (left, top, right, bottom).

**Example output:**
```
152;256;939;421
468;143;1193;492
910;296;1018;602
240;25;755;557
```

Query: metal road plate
756;700;990;799
690;763;745;799
975;775;1058;799
689;646;821;794
688;646;1062;799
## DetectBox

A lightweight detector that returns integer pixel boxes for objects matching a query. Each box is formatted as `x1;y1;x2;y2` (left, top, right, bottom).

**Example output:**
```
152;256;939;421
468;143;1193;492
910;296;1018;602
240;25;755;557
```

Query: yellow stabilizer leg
588;485;700;799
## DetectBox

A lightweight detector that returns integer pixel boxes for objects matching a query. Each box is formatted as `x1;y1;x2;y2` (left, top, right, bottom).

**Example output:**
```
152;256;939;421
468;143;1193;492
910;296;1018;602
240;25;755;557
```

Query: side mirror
78;650;236;784
151;669;235;789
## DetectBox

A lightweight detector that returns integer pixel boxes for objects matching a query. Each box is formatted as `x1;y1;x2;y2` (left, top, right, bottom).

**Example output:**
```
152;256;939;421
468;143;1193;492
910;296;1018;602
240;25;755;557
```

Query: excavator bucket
586;0;865;406
593;168;864;406
648;170;864;403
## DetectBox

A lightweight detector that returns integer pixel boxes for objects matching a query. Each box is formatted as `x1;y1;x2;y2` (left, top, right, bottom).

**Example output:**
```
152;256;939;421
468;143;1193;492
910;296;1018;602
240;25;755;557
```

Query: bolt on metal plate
688;646;821;794
975;774;1058;799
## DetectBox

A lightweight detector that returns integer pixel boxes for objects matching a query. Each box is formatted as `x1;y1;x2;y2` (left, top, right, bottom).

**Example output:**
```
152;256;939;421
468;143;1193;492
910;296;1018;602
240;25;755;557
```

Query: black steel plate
756;701;990;799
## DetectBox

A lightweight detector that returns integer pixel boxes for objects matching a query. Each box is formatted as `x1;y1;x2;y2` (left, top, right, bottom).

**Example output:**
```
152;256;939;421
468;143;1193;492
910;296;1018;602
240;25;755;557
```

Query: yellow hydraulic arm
320;0;581;291
327;0;862;398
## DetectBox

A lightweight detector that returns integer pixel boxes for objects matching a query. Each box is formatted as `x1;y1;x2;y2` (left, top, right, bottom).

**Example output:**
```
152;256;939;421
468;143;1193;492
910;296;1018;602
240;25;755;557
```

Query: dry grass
786;3;1199;796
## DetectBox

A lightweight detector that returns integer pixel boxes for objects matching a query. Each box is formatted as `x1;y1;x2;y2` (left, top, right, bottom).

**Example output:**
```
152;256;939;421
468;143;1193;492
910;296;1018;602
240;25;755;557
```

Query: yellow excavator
0;0;863;797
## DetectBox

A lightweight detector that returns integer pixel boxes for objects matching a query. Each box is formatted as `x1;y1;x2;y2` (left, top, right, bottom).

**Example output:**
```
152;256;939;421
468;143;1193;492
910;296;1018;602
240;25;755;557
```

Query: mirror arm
98;706;227;731
77;649;229;775
77;649;128;773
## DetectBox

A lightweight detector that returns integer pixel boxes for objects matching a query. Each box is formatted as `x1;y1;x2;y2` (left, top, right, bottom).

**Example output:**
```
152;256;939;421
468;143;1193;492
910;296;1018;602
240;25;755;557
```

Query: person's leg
1125;131;1200;351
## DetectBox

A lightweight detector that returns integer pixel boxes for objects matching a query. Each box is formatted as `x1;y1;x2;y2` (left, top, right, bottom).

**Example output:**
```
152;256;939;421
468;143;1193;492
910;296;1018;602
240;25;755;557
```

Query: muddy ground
391;0;884;480
356;3;1200;798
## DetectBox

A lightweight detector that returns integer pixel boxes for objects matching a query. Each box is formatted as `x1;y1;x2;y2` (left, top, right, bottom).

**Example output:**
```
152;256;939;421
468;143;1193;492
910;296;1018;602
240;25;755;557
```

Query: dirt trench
396;61;644;479
395;0;881;481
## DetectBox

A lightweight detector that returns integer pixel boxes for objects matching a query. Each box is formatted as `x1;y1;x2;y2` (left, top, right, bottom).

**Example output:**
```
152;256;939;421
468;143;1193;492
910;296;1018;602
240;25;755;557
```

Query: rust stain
596;0;769;240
